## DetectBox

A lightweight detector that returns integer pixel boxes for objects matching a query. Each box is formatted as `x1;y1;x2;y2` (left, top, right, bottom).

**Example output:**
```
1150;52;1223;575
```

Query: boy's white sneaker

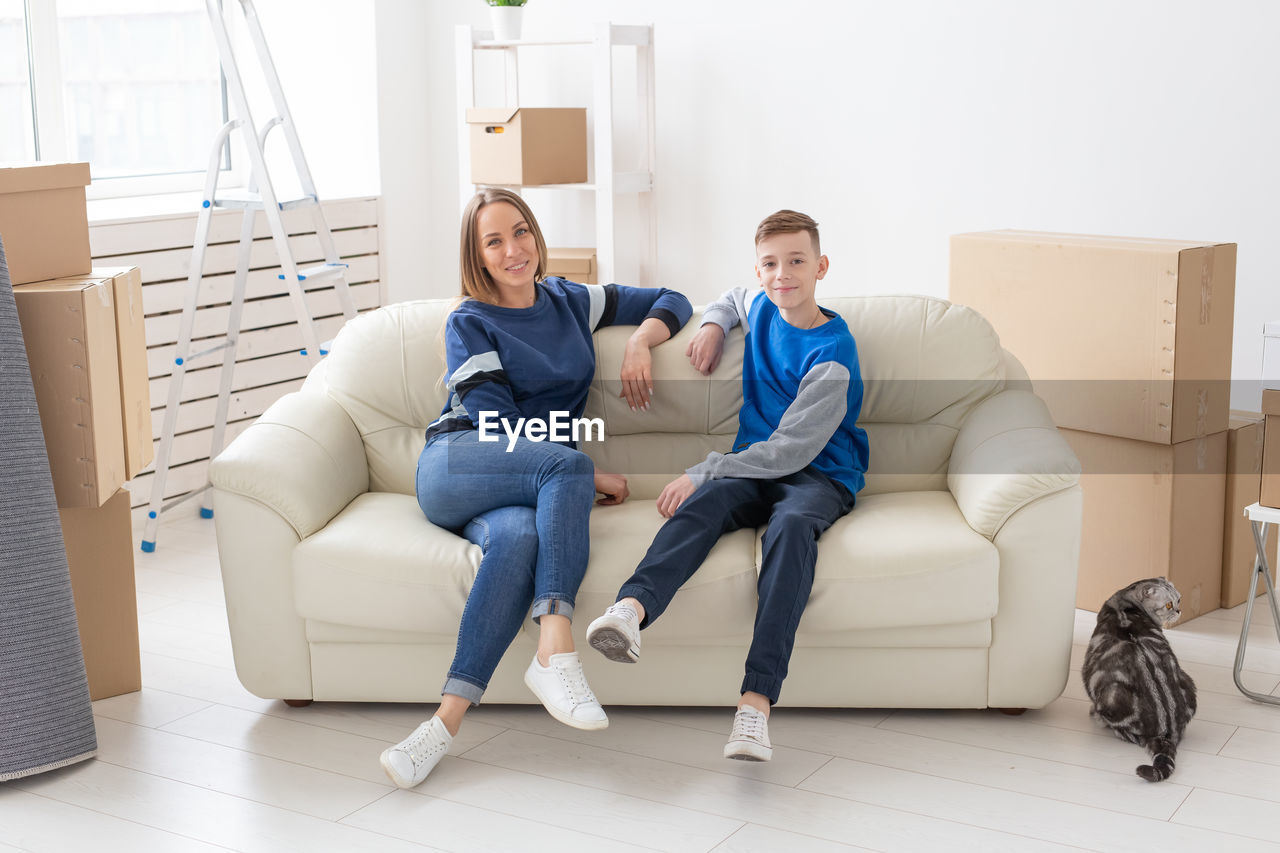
724;705;772;762
380;716;452;788
523;652;609;730
587;602;642;663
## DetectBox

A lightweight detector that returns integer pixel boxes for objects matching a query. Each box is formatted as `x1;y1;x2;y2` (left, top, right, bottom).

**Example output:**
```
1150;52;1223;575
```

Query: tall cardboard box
950;231;1235;445
86;267;151;477
547;248;598;284
0;162;92;285
1222;413;1278;606
15;276;127;507
1061;427;1225;620
1263;320;1280;392
466;108;588;186
59;489;141;700
1264;390;1280;509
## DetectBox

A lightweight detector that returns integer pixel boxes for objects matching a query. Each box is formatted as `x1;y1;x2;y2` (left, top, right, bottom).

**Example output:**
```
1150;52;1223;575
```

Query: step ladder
140;0;357;552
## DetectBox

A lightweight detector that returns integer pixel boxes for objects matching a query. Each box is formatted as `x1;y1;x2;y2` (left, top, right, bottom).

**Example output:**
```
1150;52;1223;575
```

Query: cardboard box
1222;412;1278;606
950;231;1236;445
14;276;127;508
1265;320;1280;392
466;108;587;186
1264;389;1280;509
99;267;152;477
0;162;92;285
59;489;141;700
1061;427;1225;620
547;247;597;284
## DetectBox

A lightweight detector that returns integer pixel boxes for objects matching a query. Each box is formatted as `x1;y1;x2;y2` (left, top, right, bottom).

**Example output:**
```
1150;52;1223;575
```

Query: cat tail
1136;737;1176;782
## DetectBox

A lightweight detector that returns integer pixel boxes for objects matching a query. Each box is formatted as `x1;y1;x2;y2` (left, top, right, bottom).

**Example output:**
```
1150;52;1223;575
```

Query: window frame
23;0;243;200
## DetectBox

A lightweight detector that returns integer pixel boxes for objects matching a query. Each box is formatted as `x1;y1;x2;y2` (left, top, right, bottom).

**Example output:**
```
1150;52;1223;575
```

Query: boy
586;209;869;761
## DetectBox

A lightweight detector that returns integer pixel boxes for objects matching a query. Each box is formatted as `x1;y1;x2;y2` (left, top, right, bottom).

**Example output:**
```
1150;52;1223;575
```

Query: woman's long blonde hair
458;187;549;304
437;189;550;390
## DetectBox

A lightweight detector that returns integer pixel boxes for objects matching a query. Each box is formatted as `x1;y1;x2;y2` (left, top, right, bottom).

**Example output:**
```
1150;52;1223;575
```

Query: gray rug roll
0;236;98;780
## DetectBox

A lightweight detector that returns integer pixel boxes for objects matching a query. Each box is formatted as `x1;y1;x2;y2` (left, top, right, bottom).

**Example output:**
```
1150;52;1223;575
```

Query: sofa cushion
295;490;997;645
323;301;451;496
293;492;480;636
803;490;1000;632
316;295;1007;501
551;500;760;643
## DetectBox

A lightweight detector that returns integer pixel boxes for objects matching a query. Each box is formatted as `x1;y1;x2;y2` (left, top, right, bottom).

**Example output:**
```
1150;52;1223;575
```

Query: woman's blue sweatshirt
427;277;692;444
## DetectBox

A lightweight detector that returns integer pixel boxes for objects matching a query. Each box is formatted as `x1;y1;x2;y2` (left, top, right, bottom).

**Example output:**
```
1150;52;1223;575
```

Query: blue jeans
617;467;854;705
416;429;596;705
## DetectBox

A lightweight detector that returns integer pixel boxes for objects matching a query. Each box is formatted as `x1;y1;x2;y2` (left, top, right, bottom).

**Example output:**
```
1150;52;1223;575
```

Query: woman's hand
620;338;653;411
594;469;630;506
656;474;697;518
686;324;726;375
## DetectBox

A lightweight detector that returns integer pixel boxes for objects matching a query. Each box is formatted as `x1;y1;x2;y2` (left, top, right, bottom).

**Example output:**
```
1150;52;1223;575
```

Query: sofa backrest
321;294;1004;499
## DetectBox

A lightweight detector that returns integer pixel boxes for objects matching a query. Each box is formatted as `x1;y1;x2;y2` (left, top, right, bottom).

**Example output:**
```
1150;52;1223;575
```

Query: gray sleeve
686;360;850;485
698;286;760;337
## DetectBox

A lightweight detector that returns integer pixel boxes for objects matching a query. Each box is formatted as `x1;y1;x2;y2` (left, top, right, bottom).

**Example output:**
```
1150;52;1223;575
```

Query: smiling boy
587;209;869;761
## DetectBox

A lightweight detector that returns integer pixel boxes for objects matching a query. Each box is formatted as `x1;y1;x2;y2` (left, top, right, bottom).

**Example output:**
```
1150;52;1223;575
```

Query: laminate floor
3;507;1279;852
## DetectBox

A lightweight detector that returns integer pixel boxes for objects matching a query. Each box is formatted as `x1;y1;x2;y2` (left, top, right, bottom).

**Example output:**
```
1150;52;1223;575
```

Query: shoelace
555;656;599;708
403;722;445;764
731;709;767;743
609;602;639;627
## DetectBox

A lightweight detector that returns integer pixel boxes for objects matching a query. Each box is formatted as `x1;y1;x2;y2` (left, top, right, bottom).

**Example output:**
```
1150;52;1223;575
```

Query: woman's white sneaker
380;716;452;788
723;705;772;761
587;602;642;663
523;652;608;730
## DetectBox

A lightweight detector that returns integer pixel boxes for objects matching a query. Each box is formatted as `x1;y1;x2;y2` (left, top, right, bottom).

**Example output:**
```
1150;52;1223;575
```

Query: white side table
1233;503;1280;705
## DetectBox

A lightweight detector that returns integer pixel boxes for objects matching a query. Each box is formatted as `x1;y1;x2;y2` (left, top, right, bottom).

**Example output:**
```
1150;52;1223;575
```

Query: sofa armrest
209;391;369;539
947;389;1081;539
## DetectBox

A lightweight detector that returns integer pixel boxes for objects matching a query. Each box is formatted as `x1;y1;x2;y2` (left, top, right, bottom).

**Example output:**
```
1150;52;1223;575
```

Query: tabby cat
1081;577;1197;782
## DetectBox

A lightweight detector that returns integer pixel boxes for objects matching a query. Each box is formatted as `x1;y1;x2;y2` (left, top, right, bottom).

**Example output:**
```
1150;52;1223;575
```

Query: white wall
374;0;1280;408
250;0;380;201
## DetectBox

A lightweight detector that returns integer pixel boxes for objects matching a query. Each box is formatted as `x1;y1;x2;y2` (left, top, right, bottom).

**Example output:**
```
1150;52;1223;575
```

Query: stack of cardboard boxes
951;231;1273;621
0;162;150;699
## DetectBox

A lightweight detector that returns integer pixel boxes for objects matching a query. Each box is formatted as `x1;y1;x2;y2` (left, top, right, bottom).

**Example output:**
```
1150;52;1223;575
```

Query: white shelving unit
455;22;656;286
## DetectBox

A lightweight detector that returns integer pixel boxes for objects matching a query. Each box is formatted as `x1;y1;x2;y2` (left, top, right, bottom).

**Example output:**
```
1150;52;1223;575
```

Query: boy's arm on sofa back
209;391;369;540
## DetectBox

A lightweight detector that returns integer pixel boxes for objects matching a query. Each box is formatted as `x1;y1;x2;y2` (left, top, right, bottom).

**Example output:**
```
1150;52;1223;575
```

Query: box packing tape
1200;245;1215;325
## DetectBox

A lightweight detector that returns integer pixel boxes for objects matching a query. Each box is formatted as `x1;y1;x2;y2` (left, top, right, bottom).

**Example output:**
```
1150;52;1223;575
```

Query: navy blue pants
617;467;854;704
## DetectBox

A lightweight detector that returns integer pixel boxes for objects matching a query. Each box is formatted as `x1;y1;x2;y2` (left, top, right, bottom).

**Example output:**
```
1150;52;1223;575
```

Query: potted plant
486;0;526;42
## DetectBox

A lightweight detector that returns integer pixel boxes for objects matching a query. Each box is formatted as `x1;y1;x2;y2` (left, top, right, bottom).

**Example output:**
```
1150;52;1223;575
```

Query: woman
380;188;692;788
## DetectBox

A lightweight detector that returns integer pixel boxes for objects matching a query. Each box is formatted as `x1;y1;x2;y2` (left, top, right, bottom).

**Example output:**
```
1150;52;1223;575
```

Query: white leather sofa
209;295;1083;710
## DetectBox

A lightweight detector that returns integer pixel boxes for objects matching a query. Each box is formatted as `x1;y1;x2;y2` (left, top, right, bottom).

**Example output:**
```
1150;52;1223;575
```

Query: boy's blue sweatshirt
427;277;692;444
693;286;869;496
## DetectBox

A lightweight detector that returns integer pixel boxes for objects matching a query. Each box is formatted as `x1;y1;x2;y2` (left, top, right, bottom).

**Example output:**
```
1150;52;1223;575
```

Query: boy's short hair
755;209;820;255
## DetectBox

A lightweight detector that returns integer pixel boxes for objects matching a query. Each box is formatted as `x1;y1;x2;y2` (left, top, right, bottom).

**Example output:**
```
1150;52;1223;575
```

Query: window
0;1;36;161
12;0;233;198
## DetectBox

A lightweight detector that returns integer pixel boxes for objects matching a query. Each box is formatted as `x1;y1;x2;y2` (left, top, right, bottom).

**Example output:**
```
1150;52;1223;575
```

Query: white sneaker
724;705;772;762
523;652;609;731
587;602;642;663
379;716;452;788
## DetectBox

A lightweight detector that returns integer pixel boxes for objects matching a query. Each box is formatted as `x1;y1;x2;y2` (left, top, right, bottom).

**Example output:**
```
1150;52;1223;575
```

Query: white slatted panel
89;197;382;510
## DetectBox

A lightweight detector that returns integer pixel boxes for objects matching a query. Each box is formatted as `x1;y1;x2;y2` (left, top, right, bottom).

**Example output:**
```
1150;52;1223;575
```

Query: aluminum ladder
140;0;357;552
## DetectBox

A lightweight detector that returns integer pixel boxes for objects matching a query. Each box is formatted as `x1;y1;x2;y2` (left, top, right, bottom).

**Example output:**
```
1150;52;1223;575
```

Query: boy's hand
595;470;630;505
686;324;726;375
656;474;697;517
620;338;653;411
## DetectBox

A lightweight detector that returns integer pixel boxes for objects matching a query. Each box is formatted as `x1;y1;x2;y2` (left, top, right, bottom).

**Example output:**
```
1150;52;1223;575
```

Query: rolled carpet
0;236;97;780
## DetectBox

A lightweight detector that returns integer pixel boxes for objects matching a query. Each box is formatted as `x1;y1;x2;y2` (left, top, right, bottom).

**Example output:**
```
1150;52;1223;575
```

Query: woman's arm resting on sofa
947;390;1081;539
209;391;369;540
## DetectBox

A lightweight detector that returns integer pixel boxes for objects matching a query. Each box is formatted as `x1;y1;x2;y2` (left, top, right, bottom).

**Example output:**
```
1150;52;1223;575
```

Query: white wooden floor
4;508;1280;852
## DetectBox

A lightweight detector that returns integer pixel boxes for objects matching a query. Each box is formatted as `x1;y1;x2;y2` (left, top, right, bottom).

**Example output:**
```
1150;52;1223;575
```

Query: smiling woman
374;186;694;790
